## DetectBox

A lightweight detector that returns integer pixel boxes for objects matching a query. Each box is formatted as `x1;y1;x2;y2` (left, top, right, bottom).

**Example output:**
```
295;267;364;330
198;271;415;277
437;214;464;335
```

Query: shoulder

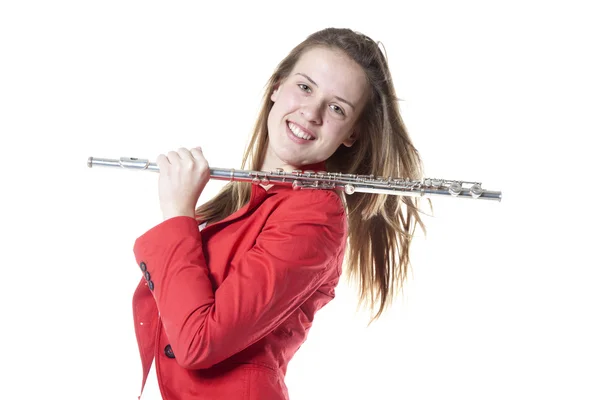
261;187;348;247
259;188;347;267
269;188;346;225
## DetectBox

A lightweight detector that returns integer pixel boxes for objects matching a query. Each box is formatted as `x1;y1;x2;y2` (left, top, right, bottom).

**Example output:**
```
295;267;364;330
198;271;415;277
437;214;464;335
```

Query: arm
133;190;346;369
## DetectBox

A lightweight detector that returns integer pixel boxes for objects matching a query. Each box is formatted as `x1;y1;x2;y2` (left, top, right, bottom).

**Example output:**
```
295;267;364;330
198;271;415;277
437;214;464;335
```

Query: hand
156;147;210;221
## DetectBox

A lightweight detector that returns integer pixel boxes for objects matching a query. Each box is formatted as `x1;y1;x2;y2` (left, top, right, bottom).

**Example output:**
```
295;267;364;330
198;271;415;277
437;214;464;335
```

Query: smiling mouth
287;121;315;140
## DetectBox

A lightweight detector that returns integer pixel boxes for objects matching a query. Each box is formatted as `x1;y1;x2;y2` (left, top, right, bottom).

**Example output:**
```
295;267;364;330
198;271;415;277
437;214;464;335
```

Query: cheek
268;94;295;129
271;94;291;117
323;120;351;141
279;88;303;109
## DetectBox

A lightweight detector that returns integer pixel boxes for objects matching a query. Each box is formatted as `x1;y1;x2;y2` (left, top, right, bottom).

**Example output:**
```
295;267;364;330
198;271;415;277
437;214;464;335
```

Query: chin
266;126;321;168
272;151;308;169
278;155;305;168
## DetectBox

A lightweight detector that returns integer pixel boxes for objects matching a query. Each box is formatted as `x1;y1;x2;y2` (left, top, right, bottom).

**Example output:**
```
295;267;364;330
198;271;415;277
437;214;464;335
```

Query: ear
270;84;280;102
342;130;358;147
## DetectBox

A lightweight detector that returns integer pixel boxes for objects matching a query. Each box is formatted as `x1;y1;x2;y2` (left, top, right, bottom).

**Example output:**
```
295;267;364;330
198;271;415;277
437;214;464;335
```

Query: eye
298;83;311;93
330;104;345;116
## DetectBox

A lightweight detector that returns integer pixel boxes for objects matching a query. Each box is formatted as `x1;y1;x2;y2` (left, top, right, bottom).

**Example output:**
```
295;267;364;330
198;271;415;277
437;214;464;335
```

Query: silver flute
87;156;502;201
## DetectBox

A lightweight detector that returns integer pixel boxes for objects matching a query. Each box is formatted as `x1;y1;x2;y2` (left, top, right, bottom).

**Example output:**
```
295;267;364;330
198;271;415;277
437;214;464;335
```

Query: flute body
87;156;502;201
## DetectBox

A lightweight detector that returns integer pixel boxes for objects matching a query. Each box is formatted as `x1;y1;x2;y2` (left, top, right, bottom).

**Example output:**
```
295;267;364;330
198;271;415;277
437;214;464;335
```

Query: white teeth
288;122;313;140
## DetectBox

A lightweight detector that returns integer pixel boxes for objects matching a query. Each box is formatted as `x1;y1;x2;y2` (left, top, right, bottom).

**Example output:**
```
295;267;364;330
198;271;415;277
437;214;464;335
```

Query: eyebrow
295;73;356;110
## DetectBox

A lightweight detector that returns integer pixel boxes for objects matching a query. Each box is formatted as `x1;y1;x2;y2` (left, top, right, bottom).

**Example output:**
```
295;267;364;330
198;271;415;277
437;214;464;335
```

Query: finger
167;150;181;166
191;148;209;172
156;153;170;169
177;147;193;161
190;147;205;162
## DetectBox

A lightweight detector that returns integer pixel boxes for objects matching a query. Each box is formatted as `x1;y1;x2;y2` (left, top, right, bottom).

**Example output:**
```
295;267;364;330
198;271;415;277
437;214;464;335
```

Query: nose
300;97;323;124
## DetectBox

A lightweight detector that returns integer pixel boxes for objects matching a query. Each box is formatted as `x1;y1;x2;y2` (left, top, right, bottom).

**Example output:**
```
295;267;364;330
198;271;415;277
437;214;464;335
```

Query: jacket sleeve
132;189;347;369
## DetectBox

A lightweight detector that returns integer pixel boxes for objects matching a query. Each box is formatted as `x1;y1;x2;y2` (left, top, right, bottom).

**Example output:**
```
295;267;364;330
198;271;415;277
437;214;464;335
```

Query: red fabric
132;175;347;400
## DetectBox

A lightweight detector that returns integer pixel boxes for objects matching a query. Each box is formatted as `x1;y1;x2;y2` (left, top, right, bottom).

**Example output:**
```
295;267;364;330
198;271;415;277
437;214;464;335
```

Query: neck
258;160;328;192
259;160;327;173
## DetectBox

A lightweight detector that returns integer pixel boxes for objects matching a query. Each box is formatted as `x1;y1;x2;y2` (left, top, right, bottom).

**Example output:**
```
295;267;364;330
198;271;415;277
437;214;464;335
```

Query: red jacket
132;177;347;400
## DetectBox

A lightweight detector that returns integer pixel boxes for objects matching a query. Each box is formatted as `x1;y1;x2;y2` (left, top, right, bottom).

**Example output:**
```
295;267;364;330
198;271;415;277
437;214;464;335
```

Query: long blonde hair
196;28;427;324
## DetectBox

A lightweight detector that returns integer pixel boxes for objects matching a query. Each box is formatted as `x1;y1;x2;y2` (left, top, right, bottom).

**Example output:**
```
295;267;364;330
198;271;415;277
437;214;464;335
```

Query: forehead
291;46;368;103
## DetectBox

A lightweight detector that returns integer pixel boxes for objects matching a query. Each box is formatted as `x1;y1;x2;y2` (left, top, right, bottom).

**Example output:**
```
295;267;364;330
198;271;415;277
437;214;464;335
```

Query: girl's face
264;46;369;171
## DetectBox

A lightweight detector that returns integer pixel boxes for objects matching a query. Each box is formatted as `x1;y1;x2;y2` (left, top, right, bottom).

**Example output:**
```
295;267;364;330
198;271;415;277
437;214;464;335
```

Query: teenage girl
133;27;426;400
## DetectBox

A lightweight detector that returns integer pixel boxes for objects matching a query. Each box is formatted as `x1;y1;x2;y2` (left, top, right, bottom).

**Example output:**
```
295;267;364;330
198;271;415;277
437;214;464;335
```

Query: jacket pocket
237;364;286;400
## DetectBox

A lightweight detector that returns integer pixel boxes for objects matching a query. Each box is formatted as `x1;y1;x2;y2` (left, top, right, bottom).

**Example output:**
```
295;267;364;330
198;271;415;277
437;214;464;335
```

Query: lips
286;120;315;140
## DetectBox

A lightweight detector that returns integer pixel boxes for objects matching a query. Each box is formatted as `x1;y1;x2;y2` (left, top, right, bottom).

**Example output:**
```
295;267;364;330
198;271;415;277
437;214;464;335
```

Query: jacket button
148;280;154;290
164;344;175;359
143;270;151;281
140;262;147;272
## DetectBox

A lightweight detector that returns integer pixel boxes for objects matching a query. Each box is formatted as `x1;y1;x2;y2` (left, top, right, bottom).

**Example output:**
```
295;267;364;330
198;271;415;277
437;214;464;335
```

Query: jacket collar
262;160;328;193
199;161;329;229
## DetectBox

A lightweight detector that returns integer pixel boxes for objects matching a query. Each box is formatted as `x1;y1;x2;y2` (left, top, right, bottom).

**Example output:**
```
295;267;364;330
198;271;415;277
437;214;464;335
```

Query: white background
1;1;598;399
